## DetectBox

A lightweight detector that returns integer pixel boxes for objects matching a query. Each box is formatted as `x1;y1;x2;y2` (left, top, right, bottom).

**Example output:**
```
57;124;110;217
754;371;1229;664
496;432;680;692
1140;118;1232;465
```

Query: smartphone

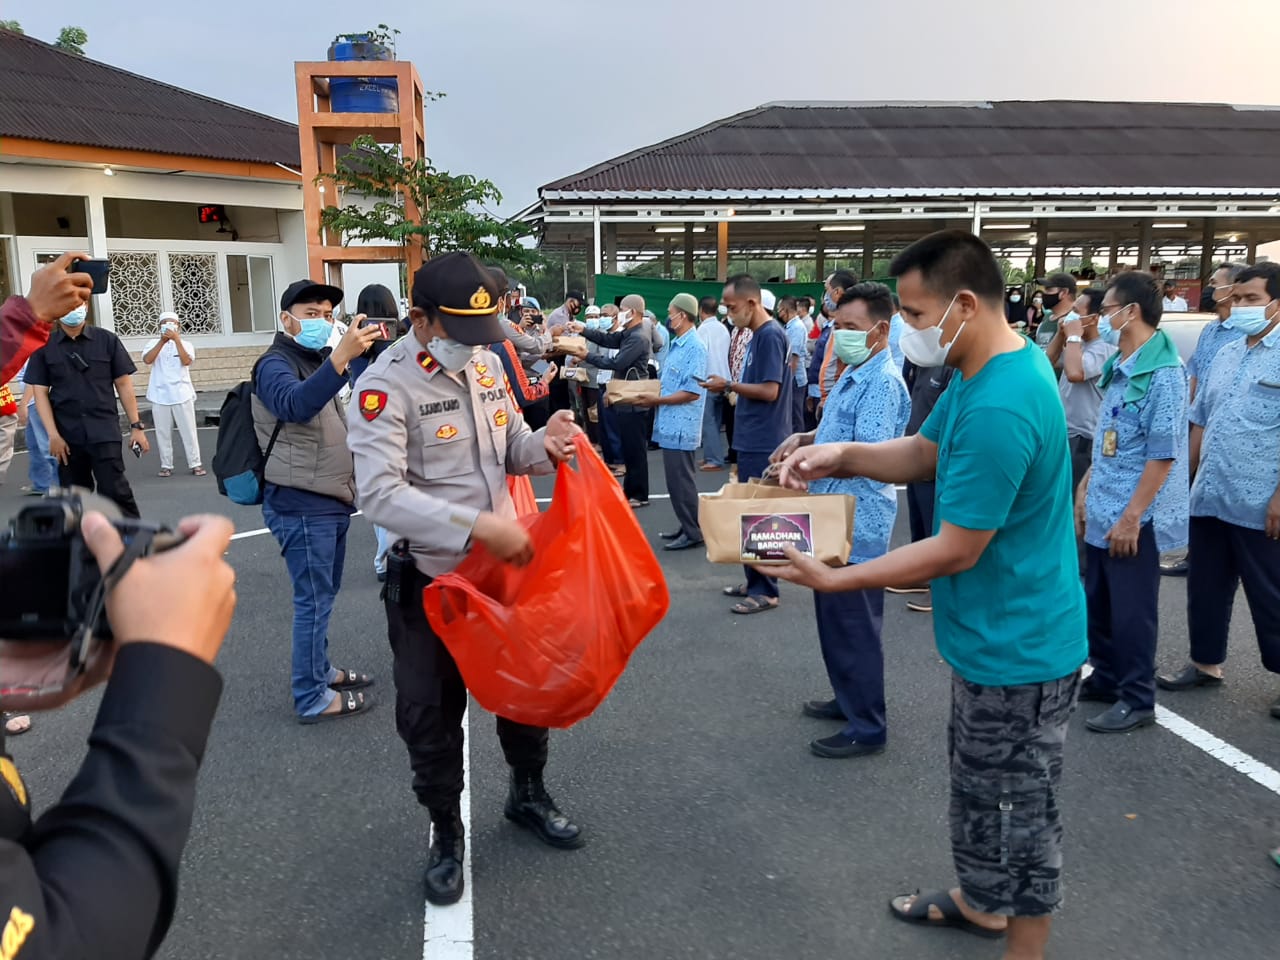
361;318;391;339
130;441;142;458
70;258;111;295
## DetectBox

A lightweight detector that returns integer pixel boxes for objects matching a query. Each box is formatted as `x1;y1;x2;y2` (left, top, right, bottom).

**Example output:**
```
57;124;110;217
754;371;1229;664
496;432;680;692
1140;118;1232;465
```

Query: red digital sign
197;205;225;223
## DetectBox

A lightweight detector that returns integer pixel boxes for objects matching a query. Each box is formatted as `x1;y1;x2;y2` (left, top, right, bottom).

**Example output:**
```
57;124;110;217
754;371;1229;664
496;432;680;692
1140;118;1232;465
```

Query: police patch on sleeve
359;390;388;422
493;408;509;428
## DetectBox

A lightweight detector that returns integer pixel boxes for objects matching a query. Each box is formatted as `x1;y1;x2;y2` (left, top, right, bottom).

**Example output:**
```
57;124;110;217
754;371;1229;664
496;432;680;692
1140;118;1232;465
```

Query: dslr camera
0;489;181;650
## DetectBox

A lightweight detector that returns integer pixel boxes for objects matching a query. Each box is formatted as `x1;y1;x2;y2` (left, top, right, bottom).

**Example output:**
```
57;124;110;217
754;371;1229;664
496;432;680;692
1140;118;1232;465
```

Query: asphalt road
2;429;1278;960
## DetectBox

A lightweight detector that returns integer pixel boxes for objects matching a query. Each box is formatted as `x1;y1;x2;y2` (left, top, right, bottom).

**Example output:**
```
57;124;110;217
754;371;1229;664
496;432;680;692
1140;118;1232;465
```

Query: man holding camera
24;304;149;519
0;504;236;960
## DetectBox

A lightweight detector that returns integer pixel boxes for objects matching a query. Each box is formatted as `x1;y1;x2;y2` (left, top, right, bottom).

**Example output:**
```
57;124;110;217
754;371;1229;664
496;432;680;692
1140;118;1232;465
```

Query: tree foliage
317;135;537;266
55;26;88;54
0;20;23;33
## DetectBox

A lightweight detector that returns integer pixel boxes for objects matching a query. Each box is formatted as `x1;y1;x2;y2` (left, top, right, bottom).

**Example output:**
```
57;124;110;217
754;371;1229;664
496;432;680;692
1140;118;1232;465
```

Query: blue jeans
24;409;58;492
374;525;391;575
263;505;349;717
700;394;725;466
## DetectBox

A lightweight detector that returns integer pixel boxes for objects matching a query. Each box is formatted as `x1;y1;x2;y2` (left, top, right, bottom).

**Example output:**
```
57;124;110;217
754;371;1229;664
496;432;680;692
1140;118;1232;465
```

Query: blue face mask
1228;303;1275;336
1097;305;1131;346
289;315;332;351
823;293;838;313
61;305;88;327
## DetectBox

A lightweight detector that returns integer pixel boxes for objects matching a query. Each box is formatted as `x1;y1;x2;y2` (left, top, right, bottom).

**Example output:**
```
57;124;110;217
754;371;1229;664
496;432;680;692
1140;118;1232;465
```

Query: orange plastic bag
506;474;539;517
423;435;669;727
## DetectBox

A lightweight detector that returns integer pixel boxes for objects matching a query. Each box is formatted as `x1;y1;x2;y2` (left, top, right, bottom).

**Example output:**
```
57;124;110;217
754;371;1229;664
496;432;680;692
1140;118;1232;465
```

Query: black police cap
411;251;505;346
280;279;344;312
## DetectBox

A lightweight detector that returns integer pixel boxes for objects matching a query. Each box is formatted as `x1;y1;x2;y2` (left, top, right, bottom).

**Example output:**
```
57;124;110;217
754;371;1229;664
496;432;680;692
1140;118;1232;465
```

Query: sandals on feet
888;889;1006;940
723;583;750;597
157;468;173;478
298;690;370;725
331;667;373;691
192;467;207;477
731;596;779;615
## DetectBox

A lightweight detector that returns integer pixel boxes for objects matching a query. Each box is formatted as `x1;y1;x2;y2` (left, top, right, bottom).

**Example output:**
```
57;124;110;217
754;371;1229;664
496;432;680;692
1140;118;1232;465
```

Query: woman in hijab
1005;288;1027;328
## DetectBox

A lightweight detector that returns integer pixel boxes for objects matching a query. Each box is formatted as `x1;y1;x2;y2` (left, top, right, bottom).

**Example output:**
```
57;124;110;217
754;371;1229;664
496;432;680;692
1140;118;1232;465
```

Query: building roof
540;100;1280;200
0;29;301;168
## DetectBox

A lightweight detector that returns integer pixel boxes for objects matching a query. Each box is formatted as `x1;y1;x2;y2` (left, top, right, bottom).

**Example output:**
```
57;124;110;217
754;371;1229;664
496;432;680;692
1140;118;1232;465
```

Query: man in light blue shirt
773;282;909;759
1158;262;1280;719
696;295;730;470
778;296;809;433
1078;272;1188;733
888;297;905;370
643;294;707;550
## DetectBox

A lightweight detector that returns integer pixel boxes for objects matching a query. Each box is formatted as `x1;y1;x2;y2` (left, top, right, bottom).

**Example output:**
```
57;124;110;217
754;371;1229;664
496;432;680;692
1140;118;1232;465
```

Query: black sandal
730;596;779;615
723;583;750;597
331;667;373;691
888;890;1006;940
298;690;371;725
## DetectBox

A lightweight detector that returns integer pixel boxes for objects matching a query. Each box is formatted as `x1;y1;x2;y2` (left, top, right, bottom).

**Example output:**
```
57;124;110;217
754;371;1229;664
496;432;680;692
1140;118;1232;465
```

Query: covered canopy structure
522;100;1280;293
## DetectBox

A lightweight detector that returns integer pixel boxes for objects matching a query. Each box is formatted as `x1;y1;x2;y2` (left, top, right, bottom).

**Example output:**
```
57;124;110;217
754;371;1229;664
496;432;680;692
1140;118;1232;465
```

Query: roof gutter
541;186;1280;202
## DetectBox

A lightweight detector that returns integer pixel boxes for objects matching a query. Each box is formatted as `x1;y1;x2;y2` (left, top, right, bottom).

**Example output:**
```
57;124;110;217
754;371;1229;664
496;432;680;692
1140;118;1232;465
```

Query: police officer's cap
411;251;505;346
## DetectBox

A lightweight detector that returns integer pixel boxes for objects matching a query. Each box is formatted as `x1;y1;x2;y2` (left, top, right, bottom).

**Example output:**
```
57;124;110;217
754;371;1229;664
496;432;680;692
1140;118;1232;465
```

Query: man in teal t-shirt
769;230;1085;960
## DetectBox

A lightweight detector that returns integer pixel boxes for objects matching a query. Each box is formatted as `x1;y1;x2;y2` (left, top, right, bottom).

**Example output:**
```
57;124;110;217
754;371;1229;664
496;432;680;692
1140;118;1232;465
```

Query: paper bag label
740;513;814;561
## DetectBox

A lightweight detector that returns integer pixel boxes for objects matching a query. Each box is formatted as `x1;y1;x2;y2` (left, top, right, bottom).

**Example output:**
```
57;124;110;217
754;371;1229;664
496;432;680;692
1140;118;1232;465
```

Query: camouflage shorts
948;670;1081;917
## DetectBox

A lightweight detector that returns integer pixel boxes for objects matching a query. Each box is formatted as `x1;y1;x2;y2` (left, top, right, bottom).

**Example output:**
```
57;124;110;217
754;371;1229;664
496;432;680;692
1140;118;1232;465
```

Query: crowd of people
1;228;1277;960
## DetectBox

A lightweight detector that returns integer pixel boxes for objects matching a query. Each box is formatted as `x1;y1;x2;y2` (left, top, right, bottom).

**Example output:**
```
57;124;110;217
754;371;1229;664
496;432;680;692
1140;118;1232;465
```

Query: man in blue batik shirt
1076;272;1188;734
638;294;708;551
1158;262;1280;720
771;282;910;758
779;296;810;433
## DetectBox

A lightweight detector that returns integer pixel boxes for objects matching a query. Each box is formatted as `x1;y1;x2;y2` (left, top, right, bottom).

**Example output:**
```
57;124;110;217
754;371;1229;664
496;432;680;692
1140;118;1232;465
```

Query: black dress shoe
810;733;885;759
663;534;704;551
802;698;847;720
1156;664;1224;692
1085;701;1155;733
424;811;465;906
1077;680;1118;704
504;770;584;849
659;530;682;540
1160;555;1190;577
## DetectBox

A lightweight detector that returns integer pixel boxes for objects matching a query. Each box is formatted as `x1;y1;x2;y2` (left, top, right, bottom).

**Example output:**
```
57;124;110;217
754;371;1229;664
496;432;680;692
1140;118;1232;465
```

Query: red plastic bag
506;474;539;517
423;434;669;727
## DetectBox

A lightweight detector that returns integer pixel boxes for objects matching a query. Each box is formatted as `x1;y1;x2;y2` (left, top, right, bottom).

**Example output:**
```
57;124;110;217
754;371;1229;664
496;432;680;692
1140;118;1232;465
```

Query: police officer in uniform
347;252;585;907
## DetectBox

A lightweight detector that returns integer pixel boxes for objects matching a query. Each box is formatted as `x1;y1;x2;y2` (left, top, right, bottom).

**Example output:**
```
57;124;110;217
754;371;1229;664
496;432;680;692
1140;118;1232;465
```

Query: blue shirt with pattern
809;350;910;563
1186;318;1246;385
785;317;809;388
888;313;905;370
652;328;707;451
1189;324;1280;530
1084;341;1189;552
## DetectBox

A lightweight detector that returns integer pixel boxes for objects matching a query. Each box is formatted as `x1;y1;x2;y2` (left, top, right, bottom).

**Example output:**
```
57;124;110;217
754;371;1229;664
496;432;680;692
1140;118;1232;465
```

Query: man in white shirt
696;295;731;470
1161;281;1189;313
141;311;204;477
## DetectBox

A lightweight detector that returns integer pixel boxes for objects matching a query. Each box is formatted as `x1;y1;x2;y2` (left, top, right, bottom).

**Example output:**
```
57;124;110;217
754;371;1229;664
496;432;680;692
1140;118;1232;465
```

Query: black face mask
1041;291;1062;311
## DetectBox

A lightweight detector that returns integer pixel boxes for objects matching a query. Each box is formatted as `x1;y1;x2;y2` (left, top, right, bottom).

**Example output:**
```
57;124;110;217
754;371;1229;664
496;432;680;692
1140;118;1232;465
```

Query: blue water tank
327;39;398;113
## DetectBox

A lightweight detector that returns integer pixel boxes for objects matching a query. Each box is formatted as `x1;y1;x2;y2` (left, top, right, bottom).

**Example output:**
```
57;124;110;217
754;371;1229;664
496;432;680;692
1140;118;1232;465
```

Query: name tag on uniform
1101;429;1118;458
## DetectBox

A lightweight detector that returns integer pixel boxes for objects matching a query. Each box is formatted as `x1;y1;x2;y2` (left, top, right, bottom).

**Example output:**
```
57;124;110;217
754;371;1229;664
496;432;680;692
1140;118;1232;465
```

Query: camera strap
71;529;160;675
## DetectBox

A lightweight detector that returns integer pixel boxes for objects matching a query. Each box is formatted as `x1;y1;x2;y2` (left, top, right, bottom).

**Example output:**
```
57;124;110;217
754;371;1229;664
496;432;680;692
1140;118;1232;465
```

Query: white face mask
617;309;632;326
427;335;478;372
161;322;178;334
899;294;965;368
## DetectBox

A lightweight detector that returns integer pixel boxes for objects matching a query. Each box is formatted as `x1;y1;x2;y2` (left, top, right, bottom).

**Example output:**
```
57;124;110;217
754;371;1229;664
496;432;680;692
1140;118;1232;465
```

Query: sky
6;0;1280;215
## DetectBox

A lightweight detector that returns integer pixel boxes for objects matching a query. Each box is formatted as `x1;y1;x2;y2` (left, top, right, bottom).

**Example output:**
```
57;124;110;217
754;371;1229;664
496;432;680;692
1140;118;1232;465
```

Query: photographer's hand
81;512;236;665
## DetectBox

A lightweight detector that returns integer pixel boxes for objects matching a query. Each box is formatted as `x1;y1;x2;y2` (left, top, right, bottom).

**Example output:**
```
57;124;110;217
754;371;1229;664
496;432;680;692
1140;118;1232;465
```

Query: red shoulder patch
358;389;388;421
417;351;439;374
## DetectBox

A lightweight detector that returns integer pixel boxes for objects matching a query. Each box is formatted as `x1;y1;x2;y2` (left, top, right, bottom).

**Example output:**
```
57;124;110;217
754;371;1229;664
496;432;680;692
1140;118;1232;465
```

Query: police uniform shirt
347;335;554;578
23;326;137;445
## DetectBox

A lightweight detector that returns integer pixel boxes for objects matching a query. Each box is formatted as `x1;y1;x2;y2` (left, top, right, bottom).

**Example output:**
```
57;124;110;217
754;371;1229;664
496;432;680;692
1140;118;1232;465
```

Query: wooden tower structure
294;59;428;287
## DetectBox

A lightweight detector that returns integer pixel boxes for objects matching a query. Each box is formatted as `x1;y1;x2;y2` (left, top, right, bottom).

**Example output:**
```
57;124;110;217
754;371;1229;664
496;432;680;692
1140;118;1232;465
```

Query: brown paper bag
551;335;587;353
697;480;856;566
605;378;661;406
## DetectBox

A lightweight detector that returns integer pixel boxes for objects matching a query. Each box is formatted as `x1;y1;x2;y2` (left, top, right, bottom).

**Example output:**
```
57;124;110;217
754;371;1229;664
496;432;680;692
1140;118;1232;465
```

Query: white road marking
1155;705;1280;796
423;732;474;959
228;511;362;541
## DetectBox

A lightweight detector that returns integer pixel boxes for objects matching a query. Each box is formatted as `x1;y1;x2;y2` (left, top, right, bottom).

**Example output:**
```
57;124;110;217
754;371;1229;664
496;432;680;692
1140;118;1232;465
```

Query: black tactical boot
424;806;465;905
503;768;584;849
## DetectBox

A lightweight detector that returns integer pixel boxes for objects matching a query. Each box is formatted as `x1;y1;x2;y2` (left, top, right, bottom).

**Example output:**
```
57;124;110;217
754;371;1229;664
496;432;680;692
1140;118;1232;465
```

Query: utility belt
382;539;432;606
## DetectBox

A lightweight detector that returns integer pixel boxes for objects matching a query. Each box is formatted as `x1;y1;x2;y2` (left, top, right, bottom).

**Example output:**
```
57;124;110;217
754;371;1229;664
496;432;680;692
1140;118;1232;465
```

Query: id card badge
1101;429;1118;458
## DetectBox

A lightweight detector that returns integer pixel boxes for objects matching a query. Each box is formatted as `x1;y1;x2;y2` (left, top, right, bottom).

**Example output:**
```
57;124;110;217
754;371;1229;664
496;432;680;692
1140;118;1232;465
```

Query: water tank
327;38;398;113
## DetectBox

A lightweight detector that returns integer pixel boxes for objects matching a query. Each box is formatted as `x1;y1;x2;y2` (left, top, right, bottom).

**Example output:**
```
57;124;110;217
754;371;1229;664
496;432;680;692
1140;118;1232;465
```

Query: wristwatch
1065;335;1083;344
129;420;145;430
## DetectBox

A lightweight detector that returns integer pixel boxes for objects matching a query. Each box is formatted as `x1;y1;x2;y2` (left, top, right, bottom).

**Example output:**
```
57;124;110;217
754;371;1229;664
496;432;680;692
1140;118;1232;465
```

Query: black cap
566;289;586;304
1036;271;1077;291
411;251;504;346
280;279;343;313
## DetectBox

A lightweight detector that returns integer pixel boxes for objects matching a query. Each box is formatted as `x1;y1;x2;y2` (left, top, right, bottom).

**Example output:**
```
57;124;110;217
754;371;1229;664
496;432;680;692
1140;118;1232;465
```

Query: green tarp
590;274;895;311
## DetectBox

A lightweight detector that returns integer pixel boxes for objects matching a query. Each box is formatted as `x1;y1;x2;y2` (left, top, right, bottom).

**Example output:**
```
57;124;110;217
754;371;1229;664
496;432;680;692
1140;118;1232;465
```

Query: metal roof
541;101;1280;199
0;29;301;168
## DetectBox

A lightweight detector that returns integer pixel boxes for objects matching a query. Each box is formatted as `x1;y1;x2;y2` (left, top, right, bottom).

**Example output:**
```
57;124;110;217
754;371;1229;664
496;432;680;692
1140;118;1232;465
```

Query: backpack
211;350;298;505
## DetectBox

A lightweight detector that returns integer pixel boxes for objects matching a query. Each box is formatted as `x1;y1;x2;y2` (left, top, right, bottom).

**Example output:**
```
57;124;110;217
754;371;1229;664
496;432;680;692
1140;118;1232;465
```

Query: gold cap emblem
469;287;492;310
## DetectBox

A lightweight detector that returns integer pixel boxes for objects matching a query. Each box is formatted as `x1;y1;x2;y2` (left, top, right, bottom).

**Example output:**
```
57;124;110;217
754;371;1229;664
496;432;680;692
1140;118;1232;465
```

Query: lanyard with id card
1101;405;1120;458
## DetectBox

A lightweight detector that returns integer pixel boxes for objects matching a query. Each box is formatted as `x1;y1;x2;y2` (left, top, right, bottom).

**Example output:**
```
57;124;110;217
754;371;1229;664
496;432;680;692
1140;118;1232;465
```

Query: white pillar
592;206;602;276
84;192;116;332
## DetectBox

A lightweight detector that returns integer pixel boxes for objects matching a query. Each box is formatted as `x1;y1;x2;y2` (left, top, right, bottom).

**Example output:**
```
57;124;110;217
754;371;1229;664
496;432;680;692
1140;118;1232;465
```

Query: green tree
0;20;23;33
55;26;87;54
317;134;537;266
